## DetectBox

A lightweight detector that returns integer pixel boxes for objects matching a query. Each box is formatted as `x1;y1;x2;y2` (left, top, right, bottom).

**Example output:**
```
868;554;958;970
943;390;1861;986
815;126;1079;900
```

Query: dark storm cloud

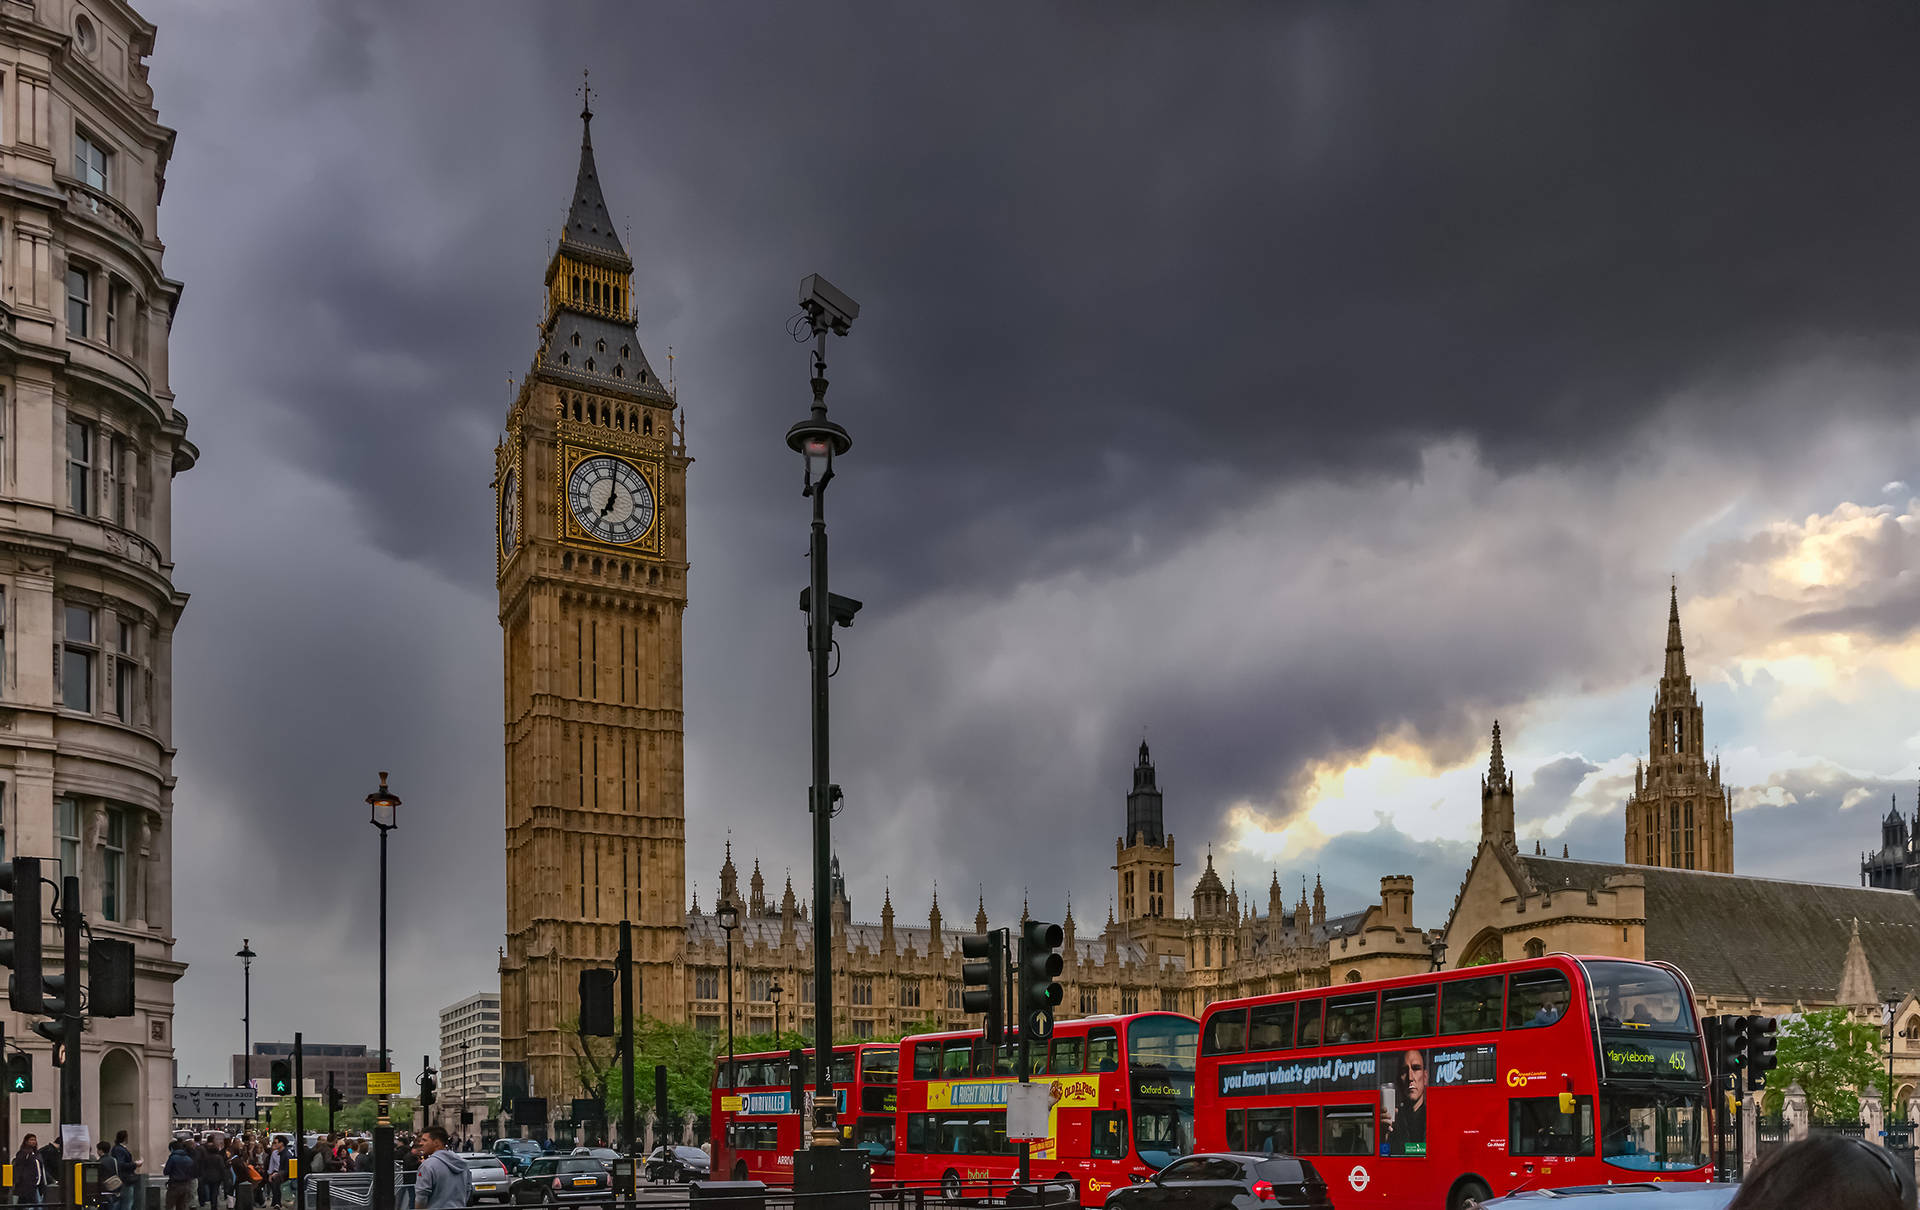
142;0;1920;1080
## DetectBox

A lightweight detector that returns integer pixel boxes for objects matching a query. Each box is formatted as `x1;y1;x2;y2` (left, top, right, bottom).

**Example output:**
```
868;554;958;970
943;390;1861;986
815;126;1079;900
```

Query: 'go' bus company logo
1504;1069;1546;1087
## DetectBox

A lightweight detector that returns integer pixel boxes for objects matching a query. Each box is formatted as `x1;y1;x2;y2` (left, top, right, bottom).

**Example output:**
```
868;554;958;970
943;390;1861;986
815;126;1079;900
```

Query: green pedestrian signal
7;1052;32;1093
269;1059;292;1097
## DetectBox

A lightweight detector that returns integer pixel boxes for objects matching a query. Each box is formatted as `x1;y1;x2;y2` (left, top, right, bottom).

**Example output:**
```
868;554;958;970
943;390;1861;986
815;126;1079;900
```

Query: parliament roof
1517;854;1920;1005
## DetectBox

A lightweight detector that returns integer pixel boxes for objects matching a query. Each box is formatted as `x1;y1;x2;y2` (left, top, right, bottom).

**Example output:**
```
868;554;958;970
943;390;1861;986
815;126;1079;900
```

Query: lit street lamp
367;772;401;1210
787;274;861;1179
718;898;740;1105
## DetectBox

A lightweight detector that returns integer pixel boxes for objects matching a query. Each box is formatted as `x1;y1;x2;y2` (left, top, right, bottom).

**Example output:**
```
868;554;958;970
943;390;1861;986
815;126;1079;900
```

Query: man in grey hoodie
411;1128;471;1210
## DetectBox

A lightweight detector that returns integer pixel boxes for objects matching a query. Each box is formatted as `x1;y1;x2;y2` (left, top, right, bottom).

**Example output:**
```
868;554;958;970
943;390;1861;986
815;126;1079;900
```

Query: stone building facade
0;0;193;1159
1862;792;1919;893
496;97;692;1122
675;741;1432;1050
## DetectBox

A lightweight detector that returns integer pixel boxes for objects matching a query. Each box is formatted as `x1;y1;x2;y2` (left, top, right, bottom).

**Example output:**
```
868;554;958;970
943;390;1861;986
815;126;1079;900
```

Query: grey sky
143;1;1920;1085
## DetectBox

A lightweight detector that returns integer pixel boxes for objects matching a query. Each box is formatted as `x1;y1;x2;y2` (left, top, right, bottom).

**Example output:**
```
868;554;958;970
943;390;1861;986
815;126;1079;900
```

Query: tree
1765;1008;1887;1122
334;1097;418;1133
267;1098;325;1131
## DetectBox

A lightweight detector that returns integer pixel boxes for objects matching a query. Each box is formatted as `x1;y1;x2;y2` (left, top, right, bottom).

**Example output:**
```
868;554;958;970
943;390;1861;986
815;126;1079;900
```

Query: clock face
500;468;519;557
567;455;656;545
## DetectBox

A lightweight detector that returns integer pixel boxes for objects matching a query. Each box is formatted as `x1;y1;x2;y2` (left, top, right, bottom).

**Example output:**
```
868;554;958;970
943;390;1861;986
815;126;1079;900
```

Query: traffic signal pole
328;1071;338;1135
618;920;636;1155
57;874;82;1133
294;1035;306;1202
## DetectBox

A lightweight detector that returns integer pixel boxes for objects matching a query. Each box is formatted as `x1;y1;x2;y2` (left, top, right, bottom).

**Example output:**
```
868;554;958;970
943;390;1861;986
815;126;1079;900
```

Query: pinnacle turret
560;92;630;265
1665;582;1687;681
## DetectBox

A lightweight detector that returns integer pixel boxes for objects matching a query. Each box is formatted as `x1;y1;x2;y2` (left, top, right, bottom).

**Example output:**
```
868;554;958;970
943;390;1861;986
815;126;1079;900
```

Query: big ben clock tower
497;96;689;1129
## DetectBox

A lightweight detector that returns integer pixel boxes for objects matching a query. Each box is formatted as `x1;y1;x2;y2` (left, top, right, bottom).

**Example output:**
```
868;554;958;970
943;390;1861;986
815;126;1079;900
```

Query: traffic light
1019;920;1064;1043
269;1059;292;1097
579;968;615;1037
418;1070;438;1111
961;929;1006;1049
1712;1013;1749;1079
0;856;44;1014
6;1052;31;1093
1745;1014;1779;1089
88;939;136;1018
787;1047;805;1111
327;1085;345;1113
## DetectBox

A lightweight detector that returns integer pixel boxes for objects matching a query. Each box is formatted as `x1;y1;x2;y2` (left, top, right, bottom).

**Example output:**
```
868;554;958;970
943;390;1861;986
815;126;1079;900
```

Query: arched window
586;358;595;373
1345;970;1362;983
642;413;652;435
560;352;570;366
1460;929;1504;967
596;339;606;354
614;409;624;431
570;275;580;301
572;399;582;421
1672;711;1684;755
1524;938;1546;959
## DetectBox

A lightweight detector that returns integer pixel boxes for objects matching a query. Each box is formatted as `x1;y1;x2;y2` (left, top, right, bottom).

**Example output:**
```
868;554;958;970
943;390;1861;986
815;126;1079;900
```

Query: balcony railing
61;178;144;240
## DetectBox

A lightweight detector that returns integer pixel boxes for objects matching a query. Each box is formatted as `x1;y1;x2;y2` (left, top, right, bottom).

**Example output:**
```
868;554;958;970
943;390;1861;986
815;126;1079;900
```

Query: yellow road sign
366;1072;402;1095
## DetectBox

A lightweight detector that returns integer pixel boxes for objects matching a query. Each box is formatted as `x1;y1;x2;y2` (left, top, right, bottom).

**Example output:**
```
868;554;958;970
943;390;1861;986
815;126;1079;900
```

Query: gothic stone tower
1624;586;1732;872
1114;741;1183;958
497;99;689;1125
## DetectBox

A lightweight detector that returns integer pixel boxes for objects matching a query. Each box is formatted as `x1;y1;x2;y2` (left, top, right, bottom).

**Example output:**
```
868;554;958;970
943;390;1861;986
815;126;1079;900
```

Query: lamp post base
371;1125;395;1210
792;1148;869;1210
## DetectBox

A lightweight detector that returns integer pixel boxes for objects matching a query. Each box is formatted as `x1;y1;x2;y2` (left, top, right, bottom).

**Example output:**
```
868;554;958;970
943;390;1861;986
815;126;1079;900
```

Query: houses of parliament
495;105;1902;1130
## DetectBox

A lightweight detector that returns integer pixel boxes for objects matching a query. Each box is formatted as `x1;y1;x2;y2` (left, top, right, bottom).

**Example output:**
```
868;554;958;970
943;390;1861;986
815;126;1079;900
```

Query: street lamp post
1887;997;1902;1129
367;772;401;1210
770;980;783;1037
718;899;740;1105
788;275;860;1168
238;940;257;1105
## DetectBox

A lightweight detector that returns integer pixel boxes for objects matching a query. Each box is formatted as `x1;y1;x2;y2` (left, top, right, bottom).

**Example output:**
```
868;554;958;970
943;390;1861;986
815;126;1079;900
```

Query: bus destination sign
1600;1035;1699;1081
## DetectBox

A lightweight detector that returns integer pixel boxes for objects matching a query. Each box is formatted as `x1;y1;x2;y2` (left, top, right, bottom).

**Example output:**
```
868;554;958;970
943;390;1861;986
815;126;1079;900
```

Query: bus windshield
1586;962;1694;1034
1600;1091;1709;1171
1130;1016;1198;1074
1133;1105;1194;1170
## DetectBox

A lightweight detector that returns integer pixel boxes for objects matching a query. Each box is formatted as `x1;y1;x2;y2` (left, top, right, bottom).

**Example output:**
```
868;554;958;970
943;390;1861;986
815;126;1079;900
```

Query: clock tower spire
496;98;690;1139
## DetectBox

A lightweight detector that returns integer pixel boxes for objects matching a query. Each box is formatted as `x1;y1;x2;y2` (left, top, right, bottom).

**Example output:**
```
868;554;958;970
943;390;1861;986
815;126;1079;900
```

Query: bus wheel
731;1161;747;1182
941;1169;964;1201
1449;1178;1494;1210
1052;1174;1077;1203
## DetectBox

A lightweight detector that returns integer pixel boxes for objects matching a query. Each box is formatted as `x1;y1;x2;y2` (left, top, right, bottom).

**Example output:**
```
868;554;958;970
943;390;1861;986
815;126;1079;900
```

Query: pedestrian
264;1138;289;1209
43;1135;67;1207
410;1129;471;1210
1728;1135;1916;1210
111;1130;139;1210
196;1137;225;1210
397;1136;419;1210
15;1133;48;1205
164;1140;199;1210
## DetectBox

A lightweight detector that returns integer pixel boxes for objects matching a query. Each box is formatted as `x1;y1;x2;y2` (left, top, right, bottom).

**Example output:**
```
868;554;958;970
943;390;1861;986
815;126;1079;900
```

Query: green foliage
266;1098;324;1130
332;1097;417;1132
1774;1008;1887;1122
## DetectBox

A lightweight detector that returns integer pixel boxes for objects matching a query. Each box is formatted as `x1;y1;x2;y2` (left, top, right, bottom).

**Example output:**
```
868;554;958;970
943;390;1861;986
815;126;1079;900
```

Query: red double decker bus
893;1013;1198;1205
1194;955;1713;1209
710;1044;899;1185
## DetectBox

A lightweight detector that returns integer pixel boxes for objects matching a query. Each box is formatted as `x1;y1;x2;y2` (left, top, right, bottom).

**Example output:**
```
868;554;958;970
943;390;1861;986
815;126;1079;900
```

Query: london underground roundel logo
1348;1165;1370;1192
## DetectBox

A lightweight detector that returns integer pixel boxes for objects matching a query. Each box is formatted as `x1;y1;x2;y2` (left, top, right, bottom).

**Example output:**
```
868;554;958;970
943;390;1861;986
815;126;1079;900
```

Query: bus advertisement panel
894;1012;1197;1206
1194;955;1712;1209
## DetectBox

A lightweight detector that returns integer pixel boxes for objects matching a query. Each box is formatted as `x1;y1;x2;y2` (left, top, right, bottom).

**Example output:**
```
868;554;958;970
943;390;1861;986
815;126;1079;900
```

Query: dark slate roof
539;311;674;404
1517;855;1920;1005
562;111;629;265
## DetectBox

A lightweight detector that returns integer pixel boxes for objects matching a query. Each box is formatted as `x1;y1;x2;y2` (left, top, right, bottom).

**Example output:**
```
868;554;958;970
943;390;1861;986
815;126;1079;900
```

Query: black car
644;1146;711;1183
1104;1153;1334;1210
507;1156;612;1207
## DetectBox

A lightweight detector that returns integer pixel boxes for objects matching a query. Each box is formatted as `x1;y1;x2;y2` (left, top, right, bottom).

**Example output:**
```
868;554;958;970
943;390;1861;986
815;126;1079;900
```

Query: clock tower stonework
496;101;689;1129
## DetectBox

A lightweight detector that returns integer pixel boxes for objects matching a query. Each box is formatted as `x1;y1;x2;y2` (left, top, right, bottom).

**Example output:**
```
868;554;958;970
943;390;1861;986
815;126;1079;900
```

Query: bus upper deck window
1296;1000;1323;1047
1509;970;1573;1030
1249;1002;1294;1052
1088;1027;1120;1072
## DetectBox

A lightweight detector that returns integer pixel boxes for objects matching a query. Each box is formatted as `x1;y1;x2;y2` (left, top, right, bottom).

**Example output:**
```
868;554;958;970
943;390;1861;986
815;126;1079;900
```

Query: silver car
459;1153;512;1204
1485;1184;1739;1208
